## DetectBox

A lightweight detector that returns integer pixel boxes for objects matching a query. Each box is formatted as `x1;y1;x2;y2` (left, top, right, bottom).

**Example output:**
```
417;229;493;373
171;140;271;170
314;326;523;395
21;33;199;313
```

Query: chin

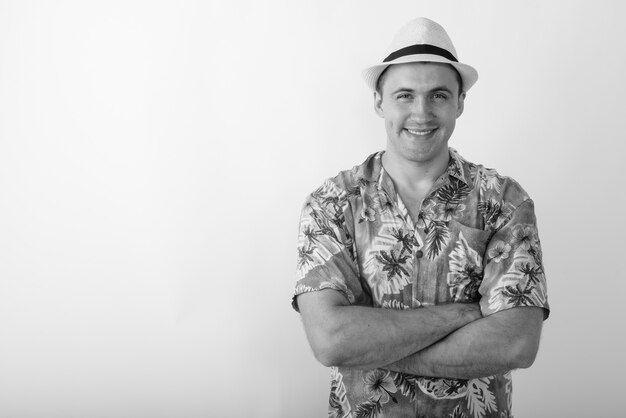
405;145;441;160
407;154;435;163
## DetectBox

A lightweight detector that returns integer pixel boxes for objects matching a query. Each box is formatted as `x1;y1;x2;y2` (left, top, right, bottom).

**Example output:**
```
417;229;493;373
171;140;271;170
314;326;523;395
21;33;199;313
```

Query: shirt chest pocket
444;220;492;302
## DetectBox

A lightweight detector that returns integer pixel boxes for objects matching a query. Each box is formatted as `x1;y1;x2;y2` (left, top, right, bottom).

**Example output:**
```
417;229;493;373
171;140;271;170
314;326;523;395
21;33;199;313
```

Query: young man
293;18;549;418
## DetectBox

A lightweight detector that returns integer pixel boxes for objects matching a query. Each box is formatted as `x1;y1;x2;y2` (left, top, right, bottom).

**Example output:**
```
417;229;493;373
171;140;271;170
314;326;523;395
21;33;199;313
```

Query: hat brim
362;54;478;92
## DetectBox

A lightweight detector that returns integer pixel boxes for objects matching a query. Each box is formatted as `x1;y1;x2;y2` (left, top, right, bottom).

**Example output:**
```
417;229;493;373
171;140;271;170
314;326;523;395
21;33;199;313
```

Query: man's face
374;62;465;166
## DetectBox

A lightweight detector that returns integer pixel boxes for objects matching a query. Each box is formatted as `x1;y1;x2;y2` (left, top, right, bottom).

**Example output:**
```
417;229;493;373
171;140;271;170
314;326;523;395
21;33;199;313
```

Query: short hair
375;63;464;96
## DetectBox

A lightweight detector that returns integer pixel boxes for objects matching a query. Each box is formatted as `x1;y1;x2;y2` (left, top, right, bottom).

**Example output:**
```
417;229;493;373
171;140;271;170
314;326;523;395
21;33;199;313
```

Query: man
293;17;549;418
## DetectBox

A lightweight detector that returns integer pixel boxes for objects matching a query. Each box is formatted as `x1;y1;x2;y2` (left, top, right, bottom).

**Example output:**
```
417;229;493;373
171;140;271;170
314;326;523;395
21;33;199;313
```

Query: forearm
325;304;478;369
386;307;544;379
298;290;481;369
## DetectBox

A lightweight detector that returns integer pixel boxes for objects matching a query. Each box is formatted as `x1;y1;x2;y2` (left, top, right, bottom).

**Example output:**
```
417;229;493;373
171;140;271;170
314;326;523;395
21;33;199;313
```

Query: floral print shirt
293;149;549;418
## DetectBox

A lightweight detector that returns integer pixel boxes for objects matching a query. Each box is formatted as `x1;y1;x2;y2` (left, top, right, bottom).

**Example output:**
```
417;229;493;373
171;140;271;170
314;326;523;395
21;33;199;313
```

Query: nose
410;96;433;122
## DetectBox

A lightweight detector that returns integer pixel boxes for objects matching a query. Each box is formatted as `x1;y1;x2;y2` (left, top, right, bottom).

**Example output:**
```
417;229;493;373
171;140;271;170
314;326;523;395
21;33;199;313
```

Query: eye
396;93;412;100
432;92;449;101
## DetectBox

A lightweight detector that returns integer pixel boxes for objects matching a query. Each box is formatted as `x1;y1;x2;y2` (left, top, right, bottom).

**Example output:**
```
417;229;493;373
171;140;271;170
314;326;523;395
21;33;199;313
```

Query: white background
0;1;624;417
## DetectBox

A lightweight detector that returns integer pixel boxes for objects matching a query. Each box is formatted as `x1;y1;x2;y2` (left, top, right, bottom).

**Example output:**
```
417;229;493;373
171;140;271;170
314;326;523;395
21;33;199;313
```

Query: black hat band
383;44;458;63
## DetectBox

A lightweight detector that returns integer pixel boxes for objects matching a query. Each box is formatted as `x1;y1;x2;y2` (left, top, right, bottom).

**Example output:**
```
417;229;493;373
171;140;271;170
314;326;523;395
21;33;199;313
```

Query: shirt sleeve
478;198;550;318
292;180;366;312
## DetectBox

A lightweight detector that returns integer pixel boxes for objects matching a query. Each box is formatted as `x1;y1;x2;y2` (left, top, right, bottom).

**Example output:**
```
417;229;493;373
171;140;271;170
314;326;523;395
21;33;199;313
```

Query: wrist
458;303;482;323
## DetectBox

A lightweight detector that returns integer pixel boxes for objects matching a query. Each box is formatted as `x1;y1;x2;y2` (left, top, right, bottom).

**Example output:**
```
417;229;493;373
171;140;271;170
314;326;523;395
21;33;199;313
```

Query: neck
381;149;450;192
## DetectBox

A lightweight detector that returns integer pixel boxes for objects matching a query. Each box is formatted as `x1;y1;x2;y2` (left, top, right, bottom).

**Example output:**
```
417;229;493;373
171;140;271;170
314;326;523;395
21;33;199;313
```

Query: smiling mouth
406;128;436;136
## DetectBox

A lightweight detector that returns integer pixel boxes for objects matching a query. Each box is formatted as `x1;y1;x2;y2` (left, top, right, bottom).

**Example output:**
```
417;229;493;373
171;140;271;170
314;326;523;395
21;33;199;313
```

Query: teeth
407;129;434;136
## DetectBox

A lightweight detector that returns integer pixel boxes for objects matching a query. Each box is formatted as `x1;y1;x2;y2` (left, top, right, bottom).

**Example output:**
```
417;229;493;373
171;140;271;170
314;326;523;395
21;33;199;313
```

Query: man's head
362;17;477;167
373;62;465;166
363;17;478;96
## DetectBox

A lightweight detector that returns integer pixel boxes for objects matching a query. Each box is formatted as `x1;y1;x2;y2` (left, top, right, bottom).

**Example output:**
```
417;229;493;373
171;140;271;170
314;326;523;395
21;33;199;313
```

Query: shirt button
415;250;424;258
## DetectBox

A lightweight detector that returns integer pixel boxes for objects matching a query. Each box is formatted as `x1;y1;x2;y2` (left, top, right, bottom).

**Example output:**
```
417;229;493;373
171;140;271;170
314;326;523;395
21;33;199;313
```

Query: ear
373;91;384;118
456;91;466;118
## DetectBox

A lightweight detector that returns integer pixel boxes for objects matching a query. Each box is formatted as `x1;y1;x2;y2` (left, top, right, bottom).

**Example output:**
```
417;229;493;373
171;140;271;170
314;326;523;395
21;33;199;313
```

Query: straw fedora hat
362;17;478;92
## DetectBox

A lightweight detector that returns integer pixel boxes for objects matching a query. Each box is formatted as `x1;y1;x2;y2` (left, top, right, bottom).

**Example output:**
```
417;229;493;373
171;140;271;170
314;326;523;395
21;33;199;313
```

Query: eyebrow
431;86;454;94
391;86;454;95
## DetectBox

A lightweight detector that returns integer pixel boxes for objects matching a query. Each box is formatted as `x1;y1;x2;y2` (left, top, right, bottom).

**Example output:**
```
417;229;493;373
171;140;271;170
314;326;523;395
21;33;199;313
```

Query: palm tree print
321;194;341;209
417;377;468;399
444;379;469;396
355;400;382;418
448;234;484;301
375;250;410;279
502;283;534;306
393;372;419;402
527;244;543;266
460;265;482;300
466;377;496;418
310;208;338;241
329;388;344;418
517;262;542;285
436;177;470;206
425;220;450;259
478;199;503;227
415;210;429;229
302;225;321;245
448;157;463;178
479;168;503;193
329;375;349;418
329;208;347;230
297;245;315;269
382;300;412;310
449;405;467;418
391;228;419;256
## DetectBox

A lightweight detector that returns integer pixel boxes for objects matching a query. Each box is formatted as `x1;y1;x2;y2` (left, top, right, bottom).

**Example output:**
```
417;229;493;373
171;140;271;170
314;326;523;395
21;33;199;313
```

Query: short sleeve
292;181;365;312
479;199;550;318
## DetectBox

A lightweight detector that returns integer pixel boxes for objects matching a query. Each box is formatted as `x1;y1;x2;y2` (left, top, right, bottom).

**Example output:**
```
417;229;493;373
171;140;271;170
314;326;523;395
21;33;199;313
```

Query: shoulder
305;152;381;207
472;163;531;209
451;149;531;209
457;153;535;231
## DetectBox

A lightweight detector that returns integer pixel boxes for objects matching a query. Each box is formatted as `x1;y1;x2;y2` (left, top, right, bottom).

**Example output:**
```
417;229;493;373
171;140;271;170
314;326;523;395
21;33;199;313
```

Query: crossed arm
297;289;544;379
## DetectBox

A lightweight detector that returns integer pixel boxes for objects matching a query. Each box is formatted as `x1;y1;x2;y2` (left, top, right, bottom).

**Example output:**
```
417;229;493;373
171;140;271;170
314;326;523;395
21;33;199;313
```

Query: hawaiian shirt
292;148;549;418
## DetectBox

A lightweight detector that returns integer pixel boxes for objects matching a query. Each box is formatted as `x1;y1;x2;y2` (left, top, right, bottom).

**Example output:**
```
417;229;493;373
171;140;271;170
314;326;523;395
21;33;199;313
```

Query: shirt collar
355;151;384;183
356;148;473;187
447;147;473;186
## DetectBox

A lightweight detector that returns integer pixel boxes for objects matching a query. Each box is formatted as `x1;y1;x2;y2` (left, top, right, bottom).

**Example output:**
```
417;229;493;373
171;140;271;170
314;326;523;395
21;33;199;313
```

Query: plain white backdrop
0;1;625;417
